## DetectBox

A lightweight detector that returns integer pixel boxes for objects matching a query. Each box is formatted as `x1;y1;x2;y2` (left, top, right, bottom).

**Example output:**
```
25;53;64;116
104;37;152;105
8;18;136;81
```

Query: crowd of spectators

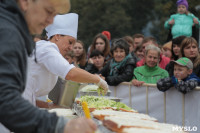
66;32;200;95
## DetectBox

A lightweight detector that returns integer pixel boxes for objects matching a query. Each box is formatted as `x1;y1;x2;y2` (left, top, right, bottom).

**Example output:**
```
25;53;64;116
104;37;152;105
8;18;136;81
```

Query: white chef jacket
22;40;75;105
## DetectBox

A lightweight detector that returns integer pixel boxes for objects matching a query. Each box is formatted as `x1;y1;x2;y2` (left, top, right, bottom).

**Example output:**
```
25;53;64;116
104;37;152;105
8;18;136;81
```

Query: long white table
109;82;200;132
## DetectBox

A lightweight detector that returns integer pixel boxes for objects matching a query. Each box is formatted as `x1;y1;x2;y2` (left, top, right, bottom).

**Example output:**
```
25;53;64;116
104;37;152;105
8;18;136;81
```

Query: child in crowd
85;50;105;74
164;0;200;39
157;57;200;94
64;51;75;64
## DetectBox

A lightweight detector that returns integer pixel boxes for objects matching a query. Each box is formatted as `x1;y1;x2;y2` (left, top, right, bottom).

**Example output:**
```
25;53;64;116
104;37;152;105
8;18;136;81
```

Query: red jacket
136;54;170;69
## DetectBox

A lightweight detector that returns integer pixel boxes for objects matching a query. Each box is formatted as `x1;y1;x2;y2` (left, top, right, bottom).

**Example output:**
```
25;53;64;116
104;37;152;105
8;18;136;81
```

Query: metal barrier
109;82;200;130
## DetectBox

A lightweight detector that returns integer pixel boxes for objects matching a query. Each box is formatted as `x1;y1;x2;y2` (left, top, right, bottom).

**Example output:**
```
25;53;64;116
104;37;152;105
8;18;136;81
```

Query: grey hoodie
0;0;67;133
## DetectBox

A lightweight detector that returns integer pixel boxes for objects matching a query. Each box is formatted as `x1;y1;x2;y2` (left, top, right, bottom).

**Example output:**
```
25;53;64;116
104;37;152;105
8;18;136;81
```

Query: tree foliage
150;0;200;44
70;0;200;49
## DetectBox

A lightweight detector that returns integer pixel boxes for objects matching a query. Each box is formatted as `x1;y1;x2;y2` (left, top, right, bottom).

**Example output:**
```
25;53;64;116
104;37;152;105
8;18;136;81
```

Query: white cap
45;13;78;39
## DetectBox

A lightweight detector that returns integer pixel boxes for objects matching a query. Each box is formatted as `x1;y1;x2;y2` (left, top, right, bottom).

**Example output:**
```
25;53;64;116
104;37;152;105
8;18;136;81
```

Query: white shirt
22;40;75;105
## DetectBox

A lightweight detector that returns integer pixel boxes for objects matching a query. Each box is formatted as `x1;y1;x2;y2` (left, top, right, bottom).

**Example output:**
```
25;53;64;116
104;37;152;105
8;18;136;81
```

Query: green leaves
78;96;132;110
70;0;200;47
97;87;105;96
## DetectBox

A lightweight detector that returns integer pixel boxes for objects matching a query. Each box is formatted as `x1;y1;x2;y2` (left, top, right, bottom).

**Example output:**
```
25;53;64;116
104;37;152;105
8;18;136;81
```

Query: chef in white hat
23;13;108;107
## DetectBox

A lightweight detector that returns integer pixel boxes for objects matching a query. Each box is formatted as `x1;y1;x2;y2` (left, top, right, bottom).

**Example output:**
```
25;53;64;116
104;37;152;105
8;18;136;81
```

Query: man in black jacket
0;0;96;133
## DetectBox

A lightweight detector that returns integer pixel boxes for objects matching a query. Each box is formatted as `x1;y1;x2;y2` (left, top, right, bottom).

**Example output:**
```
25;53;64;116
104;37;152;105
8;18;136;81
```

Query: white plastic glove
96;76;108;94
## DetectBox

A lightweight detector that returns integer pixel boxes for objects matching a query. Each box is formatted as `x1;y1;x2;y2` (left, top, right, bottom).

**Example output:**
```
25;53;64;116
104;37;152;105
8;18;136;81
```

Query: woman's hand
99;74;105;80
64;117;97;133
96;75;108;94
132;79;144;87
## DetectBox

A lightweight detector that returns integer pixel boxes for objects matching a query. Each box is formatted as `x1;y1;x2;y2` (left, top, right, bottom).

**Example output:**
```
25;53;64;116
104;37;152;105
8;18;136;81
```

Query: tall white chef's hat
45;13;78;39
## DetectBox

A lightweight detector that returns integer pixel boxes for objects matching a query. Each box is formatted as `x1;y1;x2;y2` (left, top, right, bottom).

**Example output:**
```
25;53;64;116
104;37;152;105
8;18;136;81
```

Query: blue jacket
157;73;200;94
171;73;200;85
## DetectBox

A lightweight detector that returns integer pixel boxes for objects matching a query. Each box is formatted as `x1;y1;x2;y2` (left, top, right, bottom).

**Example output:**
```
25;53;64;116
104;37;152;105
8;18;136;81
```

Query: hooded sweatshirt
0;0;64;133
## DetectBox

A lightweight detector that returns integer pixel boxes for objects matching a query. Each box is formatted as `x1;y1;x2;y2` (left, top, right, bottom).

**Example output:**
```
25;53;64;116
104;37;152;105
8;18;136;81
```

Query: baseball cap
173;57;193;69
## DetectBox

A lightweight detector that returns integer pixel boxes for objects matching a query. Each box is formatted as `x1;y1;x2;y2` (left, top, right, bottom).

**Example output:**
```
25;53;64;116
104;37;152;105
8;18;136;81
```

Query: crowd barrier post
114;86;117;97
129;83;132;108
164;92;166;123
182;94;185;127
146;86;149;115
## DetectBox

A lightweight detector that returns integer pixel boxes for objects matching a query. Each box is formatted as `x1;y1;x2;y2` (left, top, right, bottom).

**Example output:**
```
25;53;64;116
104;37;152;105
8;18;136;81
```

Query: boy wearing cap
164;0;200;39
157;57;200;94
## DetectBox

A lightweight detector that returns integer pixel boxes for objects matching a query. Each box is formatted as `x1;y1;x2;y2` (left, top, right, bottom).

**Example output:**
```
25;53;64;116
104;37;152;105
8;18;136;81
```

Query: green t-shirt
133;65;169;84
